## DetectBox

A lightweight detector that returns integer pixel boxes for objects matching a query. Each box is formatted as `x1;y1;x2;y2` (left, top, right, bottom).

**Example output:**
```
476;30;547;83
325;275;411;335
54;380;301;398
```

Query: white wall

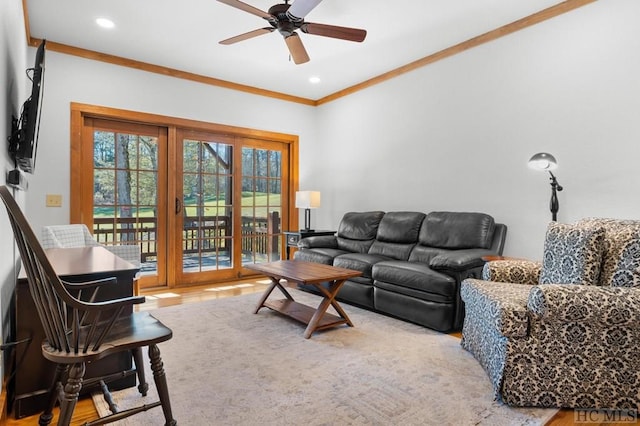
25;51;318;231
17;0;640;262
0;0;29;393
312;0;640;259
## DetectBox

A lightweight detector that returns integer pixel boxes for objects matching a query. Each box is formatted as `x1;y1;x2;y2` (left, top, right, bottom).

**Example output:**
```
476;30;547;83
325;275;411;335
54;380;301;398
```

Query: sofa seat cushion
527;284;640;326
372;261;455;299
333;253;392;279
460;279;533;338
294;248;350;265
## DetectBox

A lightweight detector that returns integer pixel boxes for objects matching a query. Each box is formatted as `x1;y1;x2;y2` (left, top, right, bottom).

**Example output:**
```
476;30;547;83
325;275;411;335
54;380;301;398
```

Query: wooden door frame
70;102;300;288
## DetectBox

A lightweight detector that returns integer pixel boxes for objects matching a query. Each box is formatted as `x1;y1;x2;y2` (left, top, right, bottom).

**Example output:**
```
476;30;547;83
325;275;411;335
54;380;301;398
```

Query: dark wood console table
11;246;139;418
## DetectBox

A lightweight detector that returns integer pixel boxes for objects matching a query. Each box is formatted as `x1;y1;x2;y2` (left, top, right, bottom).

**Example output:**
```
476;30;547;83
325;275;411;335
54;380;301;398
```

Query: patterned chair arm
461;279;532;338
528;284;640;327
481;259;542;285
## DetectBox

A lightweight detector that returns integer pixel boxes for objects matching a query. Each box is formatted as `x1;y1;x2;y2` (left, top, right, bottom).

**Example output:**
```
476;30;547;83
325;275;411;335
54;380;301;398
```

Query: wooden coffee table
246;260;362;339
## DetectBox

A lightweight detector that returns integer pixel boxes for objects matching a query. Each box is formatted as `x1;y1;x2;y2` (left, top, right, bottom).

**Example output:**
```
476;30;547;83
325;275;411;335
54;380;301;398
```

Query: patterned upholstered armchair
41;224;141;267
460;218;640;409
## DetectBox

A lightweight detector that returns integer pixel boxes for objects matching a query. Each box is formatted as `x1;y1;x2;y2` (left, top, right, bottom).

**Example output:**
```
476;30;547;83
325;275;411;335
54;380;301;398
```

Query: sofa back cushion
368;212;425;260
539;222;604;286
336;211;385;253
419;212;496;250
577;218;640;287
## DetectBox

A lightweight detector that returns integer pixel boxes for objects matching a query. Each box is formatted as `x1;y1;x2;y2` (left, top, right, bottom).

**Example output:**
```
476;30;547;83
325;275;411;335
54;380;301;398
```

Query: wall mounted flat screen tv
8;39;46;175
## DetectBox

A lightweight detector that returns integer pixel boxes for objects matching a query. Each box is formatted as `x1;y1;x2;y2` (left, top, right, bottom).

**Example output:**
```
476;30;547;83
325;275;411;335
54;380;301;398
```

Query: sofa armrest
429;249;496;272
297;235;338;249
482;259;541;285
528;284;640;327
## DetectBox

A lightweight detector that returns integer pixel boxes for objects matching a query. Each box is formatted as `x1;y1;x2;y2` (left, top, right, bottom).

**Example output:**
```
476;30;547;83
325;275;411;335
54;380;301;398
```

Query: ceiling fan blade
284;33;310;65
286;0;323;21
217;0;273;20
219;27;275;45
301;23;367;42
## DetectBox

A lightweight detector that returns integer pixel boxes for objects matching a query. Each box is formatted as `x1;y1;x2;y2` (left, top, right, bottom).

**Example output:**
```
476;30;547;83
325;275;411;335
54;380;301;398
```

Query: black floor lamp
528;152;563;221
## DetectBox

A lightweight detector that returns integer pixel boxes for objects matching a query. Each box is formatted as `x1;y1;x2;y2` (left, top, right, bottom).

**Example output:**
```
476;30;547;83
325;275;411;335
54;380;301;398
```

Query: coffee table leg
303;279;352;338
254;276;294;314
325;281;353;327
304;295;334;339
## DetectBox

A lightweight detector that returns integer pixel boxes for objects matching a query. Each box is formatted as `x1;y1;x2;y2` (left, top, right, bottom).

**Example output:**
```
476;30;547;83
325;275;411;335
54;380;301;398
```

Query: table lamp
528;152;563;221
295;191;321;232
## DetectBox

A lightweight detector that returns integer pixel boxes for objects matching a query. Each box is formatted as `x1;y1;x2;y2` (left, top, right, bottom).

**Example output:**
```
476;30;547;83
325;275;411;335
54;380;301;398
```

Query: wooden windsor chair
0;186;176;426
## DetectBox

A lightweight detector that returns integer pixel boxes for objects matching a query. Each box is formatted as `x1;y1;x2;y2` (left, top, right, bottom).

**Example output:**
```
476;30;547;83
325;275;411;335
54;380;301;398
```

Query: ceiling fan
217;0;367;65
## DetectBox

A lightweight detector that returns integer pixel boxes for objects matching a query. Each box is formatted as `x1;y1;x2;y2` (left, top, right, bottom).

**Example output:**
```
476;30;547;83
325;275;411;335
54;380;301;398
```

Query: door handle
175;197;182;215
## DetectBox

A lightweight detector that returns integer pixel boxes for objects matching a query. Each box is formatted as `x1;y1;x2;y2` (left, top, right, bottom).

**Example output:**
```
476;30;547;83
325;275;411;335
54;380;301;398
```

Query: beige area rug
93;288;558;425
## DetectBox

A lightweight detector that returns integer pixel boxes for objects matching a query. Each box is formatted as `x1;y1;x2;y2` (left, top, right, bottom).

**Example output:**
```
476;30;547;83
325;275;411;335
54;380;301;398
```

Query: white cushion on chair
41;224;141;267
41;224;101;249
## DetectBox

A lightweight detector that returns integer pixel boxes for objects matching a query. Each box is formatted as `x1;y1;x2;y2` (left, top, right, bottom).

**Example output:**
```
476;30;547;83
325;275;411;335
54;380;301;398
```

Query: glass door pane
240;146;283;265
90;120;166;289
181;138;234;274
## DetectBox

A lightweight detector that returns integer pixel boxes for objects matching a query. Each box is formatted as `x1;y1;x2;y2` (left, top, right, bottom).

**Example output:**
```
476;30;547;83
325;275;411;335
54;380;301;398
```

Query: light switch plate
46;194;62;207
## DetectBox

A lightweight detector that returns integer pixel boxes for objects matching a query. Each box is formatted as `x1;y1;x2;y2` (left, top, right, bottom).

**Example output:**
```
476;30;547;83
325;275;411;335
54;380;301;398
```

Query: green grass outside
94;192;281;219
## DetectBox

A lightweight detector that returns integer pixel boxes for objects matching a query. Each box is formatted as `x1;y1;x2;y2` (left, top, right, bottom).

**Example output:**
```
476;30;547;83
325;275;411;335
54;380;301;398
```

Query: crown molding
23;0;597;107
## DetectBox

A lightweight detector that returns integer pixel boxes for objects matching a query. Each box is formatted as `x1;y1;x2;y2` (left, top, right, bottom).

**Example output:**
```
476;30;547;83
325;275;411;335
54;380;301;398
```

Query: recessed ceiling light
95;18;115;29
309;76;321;84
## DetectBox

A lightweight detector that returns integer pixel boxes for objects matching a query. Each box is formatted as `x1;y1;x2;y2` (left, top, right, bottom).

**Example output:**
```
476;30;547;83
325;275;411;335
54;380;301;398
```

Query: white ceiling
26;0;566;100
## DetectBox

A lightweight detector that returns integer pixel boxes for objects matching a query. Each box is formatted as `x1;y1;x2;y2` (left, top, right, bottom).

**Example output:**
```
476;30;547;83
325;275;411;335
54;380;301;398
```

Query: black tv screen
8;39;46;174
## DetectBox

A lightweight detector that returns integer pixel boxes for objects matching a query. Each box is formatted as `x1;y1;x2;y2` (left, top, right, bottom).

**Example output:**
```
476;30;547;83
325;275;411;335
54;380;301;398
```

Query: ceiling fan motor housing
268;3;291;20
268;3;299;37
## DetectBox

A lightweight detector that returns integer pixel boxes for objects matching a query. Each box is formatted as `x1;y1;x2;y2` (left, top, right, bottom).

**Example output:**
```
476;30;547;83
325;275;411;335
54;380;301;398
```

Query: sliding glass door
72;105;296;289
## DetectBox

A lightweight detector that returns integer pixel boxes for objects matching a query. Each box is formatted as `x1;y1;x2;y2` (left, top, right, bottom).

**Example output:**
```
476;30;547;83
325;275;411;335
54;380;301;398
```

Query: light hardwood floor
1;279;626;426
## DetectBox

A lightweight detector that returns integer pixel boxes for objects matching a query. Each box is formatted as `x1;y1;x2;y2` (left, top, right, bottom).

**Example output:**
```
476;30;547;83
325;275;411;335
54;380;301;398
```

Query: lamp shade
295;191;321;209
528;152;558;171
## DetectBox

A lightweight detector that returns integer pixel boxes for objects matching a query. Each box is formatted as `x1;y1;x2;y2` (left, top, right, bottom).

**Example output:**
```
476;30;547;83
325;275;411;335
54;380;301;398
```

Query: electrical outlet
46;194;62;207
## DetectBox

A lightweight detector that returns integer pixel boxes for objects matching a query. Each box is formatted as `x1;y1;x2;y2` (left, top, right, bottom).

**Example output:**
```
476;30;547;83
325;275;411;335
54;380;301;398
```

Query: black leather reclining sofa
293;211;507;332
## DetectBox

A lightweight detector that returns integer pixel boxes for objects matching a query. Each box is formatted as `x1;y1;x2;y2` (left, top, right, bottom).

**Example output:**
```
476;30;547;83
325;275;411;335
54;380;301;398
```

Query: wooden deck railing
93;212;281;262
